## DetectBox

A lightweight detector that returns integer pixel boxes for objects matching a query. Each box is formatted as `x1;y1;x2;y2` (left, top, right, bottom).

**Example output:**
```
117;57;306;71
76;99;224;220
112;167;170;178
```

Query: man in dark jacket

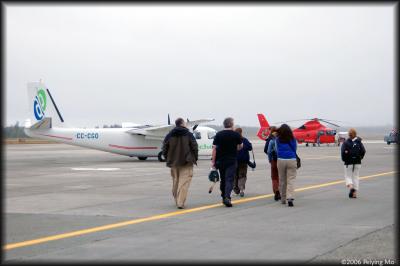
341;128;366;198
233;127;253;197
211;117;243;207
162;118;198;209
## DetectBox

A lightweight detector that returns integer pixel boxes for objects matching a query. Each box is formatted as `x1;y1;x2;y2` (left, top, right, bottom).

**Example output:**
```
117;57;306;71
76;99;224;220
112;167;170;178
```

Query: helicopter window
298;125;306;130
326;130;336;135
208;131;216;139
318;130;325;135
194;131;201;139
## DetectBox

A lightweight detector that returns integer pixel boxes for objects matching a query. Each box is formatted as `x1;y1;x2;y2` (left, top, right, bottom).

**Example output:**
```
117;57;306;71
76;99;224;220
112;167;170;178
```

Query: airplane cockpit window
194;131;201;140
208;131;216;139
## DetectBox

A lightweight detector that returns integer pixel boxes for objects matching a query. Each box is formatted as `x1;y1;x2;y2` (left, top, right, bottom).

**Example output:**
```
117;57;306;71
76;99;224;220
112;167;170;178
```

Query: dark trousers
218;161;237;200
270;160;279;193
234;162;248;194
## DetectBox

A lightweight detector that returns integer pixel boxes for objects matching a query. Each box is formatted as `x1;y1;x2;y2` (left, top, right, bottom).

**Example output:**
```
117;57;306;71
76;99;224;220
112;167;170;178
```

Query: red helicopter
256;113;339;146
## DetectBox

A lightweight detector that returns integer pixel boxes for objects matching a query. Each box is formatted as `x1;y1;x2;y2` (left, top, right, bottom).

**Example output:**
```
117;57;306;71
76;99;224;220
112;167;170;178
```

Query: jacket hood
170;126;190;137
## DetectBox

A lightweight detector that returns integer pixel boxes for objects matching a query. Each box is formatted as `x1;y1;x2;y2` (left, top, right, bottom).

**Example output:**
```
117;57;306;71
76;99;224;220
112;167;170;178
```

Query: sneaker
288;200;294;207
349;188;355;198
240;191;244;197
223;198;233;207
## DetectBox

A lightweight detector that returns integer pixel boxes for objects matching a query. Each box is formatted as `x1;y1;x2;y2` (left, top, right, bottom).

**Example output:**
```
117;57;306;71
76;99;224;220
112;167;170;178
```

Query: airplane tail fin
256;113;270;140
27;81;64;129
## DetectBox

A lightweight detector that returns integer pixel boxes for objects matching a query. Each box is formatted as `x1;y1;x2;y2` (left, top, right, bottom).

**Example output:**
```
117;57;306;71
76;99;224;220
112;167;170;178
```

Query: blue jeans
218;161;237;200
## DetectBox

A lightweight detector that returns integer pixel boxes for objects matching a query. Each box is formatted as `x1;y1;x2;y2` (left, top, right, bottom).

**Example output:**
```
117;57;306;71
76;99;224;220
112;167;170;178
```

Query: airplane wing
126;125;173;140
186;118;214;128
125;118;214;140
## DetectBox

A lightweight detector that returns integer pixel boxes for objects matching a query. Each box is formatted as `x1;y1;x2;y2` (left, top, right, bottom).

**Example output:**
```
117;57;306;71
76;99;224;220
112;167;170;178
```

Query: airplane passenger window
208;131;216;139
194;131;201;139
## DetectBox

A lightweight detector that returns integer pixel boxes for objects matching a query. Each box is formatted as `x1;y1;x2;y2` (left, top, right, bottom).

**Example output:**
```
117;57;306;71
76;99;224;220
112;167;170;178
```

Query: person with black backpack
264;126;280;201
341;128;366;198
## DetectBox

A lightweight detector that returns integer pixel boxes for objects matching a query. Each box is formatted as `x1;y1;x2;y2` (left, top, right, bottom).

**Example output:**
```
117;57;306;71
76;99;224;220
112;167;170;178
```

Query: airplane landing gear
306;143;309;147
158;152;166;162
138;157;148;161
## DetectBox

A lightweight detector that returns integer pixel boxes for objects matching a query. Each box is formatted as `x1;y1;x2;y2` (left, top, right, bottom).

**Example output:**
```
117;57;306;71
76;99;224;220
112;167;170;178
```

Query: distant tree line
3;122;29;138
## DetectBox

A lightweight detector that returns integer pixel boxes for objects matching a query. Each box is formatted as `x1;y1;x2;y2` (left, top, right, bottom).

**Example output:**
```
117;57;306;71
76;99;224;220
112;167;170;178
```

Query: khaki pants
171;165;193;207
277;159;297;201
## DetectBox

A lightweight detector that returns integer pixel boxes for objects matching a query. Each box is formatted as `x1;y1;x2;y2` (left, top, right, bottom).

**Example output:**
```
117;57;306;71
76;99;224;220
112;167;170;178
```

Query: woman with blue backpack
265;126;281;201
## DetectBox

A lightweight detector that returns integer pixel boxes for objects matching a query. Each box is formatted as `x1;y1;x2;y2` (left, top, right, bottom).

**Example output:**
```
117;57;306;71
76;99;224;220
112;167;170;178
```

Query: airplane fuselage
24;126;215;159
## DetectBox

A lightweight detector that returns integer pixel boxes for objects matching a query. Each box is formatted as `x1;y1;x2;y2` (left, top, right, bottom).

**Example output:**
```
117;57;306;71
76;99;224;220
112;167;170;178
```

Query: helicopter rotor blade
273;119;309;124
319;119;340;127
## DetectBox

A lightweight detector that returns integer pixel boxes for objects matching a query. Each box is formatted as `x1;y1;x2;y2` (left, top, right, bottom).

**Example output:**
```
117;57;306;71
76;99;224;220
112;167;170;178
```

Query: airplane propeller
168;114;171;125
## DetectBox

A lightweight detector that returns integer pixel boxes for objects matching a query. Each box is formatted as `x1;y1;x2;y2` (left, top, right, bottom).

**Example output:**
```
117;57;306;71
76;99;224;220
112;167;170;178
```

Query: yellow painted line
4;171;395;251
302;155;340;160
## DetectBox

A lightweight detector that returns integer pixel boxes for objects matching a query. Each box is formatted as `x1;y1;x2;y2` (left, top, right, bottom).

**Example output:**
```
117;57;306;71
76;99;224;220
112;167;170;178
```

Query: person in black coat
341;128;366;198
233;127;253;197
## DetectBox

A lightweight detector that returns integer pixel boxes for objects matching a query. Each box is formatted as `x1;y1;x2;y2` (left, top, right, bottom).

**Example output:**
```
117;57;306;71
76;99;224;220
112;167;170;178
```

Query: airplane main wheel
138;157;148;161
158;152;166;162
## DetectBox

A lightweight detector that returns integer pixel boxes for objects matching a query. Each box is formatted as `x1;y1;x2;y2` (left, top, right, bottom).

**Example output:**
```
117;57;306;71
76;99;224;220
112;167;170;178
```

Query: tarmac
3;141;397;262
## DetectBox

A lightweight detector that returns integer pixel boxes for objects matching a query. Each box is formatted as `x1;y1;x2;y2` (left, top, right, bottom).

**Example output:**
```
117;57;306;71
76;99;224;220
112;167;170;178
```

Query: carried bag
247;150;256;169
208;169;220;194
288;141;301;169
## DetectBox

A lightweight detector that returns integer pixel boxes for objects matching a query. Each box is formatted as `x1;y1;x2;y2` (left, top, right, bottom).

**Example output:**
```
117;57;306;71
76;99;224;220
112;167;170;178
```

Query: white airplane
24;81;217;161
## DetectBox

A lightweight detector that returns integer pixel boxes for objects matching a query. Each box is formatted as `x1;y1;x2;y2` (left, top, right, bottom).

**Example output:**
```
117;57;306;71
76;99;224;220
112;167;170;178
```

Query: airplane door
193;128;214;156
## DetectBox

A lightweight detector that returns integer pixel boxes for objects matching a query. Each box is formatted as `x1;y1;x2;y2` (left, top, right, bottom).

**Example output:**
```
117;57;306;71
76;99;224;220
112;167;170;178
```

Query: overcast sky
5;4;395;128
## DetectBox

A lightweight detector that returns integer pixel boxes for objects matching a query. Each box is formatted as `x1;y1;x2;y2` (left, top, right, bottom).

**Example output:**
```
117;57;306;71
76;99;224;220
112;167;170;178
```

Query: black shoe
349;188;355;198
223;198;233;207
177;206;184;209
288;200;294;207
274;191;281;201
240;191;244;197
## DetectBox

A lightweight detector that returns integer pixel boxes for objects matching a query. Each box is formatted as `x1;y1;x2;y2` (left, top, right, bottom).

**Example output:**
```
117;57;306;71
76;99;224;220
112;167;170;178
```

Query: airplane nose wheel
158;152;166;162
138;157;148;161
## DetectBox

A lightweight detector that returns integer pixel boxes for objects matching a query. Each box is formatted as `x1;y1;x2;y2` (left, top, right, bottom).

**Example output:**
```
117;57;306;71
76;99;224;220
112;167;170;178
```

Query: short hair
175;117;185;127
223;117;234;128
269;126;278;137
348;128;357;137
235;127;243;137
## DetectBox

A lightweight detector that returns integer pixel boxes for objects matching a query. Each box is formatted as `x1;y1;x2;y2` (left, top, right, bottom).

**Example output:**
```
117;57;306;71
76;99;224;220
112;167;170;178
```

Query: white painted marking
71;168;120;171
